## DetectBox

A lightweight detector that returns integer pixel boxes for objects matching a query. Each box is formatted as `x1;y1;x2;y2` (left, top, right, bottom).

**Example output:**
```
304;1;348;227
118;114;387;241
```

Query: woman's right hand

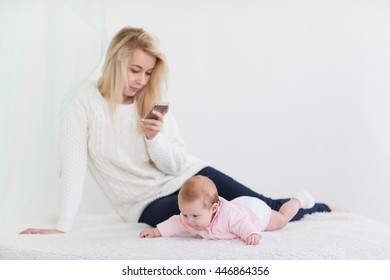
141;110;166;140
19;228;64;234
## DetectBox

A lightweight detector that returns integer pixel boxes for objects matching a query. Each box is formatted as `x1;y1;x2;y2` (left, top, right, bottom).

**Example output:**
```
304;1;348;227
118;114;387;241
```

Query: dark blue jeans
139;166;331;227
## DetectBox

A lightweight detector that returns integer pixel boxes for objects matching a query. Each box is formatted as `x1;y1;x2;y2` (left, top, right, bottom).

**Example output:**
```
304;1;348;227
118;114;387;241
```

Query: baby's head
178;175;219;230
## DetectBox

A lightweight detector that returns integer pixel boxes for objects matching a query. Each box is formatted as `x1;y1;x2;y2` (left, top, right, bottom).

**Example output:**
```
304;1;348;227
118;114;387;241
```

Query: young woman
20;27;330;234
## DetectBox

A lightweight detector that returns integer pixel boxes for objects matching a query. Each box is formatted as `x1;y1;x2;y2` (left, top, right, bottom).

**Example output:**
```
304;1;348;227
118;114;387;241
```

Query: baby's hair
178;175;219;208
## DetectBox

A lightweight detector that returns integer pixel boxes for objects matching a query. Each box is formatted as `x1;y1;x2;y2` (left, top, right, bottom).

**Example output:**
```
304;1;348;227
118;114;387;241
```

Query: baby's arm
141;215;187;238
228;214;262;245
140;228;162;238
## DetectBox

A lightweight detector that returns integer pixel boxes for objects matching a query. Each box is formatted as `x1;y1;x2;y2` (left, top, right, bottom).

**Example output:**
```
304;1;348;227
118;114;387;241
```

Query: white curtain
0;0;106;231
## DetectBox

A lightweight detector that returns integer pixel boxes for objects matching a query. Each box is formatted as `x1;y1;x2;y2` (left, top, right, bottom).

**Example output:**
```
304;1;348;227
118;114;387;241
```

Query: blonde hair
178;175;219;209
97;26;167;119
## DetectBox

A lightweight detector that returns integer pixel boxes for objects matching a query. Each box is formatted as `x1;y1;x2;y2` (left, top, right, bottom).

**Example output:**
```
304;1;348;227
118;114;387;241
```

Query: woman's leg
138;190;180;227
139;166;331;226
195;166;331;221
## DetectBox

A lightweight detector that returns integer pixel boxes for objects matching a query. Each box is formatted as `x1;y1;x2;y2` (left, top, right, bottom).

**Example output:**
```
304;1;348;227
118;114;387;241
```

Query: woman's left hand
141;110;166;140
19;228;64;234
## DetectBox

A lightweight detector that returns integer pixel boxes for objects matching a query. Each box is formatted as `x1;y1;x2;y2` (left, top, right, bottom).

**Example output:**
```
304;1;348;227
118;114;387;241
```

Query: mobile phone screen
144;103;169;119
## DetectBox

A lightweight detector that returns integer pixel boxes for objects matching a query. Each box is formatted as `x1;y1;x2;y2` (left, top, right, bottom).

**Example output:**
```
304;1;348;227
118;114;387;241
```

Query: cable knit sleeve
56;93;89;232
145;112;188;175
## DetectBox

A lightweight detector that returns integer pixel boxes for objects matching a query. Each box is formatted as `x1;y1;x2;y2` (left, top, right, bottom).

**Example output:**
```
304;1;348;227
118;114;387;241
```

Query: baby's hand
139;228;161;238
246;234;261;245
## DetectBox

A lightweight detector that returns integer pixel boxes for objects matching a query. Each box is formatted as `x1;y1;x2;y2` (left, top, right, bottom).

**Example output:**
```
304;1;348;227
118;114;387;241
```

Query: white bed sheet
0;212;389;260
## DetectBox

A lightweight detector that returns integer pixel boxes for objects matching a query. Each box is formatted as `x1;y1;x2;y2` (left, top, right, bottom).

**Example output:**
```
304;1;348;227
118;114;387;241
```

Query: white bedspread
1;212;389;259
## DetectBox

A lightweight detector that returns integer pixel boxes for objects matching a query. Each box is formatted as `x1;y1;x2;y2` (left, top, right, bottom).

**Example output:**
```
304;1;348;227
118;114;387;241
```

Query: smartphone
144;102;169;120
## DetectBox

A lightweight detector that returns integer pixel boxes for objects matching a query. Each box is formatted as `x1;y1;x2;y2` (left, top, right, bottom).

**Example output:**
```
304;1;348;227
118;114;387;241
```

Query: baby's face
179;199;215;230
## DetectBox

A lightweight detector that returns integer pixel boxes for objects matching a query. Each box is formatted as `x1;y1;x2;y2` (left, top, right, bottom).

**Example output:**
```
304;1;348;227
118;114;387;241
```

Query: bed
0;212;389;260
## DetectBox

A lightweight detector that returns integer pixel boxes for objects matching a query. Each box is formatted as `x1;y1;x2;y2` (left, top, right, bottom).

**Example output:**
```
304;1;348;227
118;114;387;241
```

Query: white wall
80;0;390;226
0;0;107;231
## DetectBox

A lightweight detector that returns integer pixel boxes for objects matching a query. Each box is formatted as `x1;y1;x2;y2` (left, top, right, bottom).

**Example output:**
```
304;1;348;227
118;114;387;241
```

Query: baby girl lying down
140;175;315;245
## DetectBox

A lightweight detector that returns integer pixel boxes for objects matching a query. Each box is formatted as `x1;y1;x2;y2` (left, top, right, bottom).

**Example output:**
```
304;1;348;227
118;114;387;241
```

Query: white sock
292;190;315;209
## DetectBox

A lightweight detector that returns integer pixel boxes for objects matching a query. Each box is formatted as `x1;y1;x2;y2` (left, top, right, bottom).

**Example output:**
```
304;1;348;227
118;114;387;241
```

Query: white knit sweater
57;81;207;232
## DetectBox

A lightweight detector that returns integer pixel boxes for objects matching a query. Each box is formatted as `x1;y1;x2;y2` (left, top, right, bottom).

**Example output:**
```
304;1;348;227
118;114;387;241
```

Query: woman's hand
19;228;64;234
141;110;166;140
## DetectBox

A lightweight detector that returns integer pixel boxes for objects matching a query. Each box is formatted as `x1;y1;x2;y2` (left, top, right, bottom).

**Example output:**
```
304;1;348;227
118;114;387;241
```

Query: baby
139;175;315;245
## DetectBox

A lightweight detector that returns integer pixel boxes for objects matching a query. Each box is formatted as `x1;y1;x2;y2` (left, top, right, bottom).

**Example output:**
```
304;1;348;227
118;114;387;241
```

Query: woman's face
124;48;156;103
